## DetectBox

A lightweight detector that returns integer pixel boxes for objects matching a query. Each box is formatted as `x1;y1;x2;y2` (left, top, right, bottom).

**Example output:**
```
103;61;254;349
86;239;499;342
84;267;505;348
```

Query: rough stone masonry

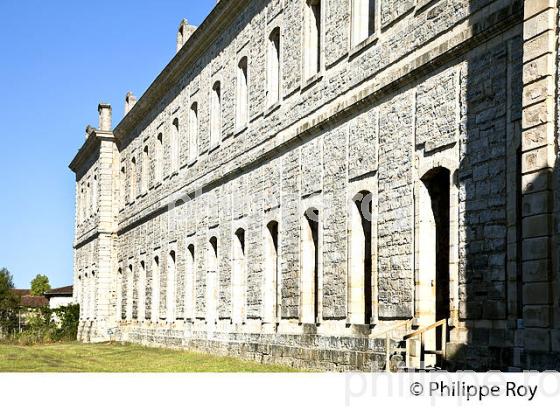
69;0;560;371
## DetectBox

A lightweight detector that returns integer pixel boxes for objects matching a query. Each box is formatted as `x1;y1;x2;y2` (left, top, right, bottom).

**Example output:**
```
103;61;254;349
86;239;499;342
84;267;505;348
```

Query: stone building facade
69;0;560;370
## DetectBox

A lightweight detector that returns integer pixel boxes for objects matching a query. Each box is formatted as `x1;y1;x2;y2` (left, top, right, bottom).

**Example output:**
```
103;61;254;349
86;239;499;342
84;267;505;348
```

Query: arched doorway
417;167;450;365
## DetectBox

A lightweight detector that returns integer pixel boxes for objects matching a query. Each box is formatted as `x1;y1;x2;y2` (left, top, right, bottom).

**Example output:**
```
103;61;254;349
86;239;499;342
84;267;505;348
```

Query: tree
0;268;19;335
30;274;51;296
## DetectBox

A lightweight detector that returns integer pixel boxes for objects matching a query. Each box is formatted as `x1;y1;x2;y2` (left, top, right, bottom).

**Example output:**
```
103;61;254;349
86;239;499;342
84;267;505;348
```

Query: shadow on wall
441;0;559;371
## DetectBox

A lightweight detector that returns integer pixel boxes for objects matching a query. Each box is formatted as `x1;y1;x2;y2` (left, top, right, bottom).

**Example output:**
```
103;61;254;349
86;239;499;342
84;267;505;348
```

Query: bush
6;304;80;345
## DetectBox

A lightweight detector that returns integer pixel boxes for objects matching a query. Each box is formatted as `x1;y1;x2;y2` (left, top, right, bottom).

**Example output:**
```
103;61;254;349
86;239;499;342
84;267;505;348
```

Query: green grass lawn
0;342;298;372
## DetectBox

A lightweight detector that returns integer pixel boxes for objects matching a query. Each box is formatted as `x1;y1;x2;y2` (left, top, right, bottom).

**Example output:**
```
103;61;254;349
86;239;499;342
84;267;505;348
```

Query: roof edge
113;0;251;140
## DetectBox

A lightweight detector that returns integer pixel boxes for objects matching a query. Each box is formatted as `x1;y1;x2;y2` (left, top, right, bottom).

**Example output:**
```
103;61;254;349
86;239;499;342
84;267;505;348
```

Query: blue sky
0;0;215;288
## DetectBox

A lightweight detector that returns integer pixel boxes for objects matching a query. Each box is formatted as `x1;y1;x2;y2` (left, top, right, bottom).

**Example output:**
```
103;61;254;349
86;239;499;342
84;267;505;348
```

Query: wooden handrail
371;319;414;338
403;319;446;340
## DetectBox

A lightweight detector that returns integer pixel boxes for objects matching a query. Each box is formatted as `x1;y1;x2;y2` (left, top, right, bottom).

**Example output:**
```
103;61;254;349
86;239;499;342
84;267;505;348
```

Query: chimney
176;19;197;53
125;92;137;115
98;103;112;131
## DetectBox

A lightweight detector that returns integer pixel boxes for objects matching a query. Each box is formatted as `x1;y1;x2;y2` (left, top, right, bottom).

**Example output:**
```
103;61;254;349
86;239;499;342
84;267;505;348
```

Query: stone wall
70;0;560;370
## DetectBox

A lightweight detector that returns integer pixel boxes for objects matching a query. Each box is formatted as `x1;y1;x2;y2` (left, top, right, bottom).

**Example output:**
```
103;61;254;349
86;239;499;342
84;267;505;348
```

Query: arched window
171;118;180;173
152;255;160;322
120;166;126;208
264;221;280;323
304;0;321;79
232;228;247;323
210;82;222;148
185;244;196;321
302;208;320;323
120;267;127;320
92;173;98;215
207;237;219;323
132;263;139;320
130;157;137;202
189;102;198;163
139;260;146;321
236;57;249;128
86;180;91;219
267;28;281;106
167;250;176;322
117;268;124;320
127;264;134;320
348;191;373;324
90;271;96;320
351;0;376;47
155;133;163;183
142;146;149;193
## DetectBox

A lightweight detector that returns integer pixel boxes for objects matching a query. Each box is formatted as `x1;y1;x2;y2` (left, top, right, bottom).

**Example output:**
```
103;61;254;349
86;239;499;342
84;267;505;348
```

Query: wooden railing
369;320;414;371
403;318;448;369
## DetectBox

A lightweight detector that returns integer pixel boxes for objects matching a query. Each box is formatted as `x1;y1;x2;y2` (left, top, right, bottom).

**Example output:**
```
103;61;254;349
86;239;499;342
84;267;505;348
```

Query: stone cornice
69;130;114;173
113;0;251;141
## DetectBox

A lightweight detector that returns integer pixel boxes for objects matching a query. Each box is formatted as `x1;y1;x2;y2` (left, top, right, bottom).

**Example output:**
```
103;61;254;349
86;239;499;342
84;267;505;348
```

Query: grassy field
0;342;298;372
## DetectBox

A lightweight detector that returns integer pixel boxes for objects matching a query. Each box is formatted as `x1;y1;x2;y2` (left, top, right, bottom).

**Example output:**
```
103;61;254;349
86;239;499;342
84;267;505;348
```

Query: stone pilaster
520;0;557;357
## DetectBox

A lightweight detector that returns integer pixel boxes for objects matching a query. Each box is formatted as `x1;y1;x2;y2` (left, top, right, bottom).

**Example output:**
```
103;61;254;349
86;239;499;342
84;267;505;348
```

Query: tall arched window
171;118;180;173
132;263;139;320
92;173;98;215
264;221;280;323
139;260;146;320
167;250;176;322
130;157;137;202
348;191;373;324
351;0;376;47
142;146;149;193
189;102;198;163
232;228;247;323
304;0;321;79
236;57;249;128
86;180;91;219
155;133;163;183
207;237;219;323
185;244;196;321
127;264;134;320
120;166;126;208
90;271;96;320
117;268;124;320
120;267;127;320
302;208;320;323
210;82;222;148
152;255;160;322
267;28;281;106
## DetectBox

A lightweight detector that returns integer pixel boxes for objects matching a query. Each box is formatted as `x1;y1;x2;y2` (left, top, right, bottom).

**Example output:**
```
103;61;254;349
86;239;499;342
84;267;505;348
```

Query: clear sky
0;0;215;289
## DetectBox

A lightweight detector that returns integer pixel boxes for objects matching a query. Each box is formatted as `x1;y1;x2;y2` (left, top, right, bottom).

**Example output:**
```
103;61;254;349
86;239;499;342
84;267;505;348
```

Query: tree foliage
30;274;51;296
0;268;19;335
